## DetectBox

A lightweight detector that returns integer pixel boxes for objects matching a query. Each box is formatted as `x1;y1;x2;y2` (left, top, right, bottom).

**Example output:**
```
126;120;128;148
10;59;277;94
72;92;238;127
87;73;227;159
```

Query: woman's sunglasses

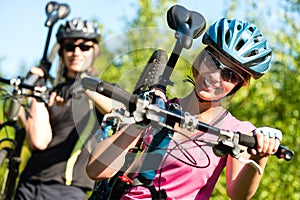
63;43;94;52
204;50;244;84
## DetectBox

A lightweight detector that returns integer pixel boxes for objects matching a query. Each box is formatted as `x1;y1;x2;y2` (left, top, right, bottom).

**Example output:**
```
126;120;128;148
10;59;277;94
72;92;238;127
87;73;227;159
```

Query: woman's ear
93;44;100;58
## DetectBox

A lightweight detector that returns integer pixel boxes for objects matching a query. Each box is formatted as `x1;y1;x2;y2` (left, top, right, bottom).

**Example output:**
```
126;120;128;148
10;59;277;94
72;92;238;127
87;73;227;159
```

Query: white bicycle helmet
202;18;272;79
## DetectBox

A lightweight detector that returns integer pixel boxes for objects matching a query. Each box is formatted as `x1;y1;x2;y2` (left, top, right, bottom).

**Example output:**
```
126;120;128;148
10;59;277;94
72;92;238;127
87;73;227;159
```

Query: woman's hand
250;127;282;157
48;80;74;107
30;66;45;77
48;91;65;107
153;88;167;102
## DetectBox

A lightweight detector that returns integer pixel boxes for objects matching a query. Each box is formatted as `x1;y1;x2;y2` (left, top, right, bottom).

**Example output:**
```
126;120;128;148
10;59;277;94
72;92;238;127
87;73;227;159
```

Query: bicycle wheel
0;129;25;199
0;148;8;166
133;49;168;95
0;148;9;198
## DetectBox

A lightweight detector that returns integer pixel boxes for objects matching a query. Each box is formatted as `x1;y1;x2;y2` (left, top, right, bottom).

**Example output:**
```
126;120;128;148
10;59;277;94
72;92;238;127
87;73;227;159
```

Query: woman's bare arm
87;124;144;180
25;98;52;150
85;89;126;115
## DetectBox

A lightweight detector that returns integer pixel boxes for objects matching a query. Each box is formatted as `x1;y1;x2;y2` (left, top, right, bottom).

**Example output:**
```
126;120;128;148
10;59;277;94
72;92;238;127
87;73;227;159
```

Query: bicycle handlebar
0;76;48;122
81;76;294;162
0;77;47;93
81;76;138;112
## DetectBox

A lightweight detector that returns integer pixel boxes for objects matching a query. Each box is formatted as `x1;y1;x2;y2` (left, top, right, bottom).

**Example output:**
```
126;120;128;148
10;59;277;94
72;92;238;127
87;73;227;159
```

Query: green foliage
94;0;195;98
1;0;299;199
212;1;300;199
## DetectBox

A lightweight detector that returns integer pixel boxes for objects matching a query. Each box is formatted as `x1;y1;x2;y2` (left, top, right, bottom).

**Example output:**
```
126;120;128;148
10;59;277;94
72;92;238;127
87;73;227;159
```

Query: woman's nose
73;46;82;54
210;72;222;87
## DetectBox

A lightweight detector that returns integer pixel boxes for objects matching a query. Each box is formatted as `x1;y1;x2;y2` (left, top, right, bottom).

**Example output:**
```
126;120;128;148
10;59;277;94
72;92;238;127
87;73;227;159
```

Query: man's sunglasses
63;43;94;52
204;50;244;84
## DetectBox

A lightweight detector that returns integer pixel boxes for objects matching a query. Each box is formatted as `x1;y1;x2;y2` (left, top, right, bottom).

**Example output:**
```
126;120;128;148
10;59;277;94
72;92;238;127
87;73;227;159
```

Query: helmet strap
226;81;243;97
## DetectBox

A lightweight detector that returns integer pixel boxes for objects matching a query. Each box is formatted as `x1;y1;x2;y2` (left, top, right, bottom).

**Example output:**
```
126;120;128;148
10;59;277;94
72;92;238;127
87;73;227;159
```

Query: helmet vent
217;27;223;46
245;49;259;57
225;31;231;45
249;26;255;32
237;24;242;30
236;40;245;51
202;18;272;79
253;34;262;43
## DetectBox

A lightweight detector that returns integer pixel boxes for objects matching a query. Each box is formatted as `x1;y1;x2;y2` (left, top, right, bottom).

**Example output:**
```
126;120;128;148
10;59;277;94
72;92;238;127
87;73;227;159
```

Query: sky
0;0;228;78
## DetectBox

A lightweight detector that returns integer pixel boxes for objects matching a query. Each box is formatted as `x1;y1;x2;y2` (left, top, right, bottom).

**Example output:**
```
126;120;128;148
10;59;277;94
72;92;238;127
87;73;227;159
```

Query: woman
15;18;116;200
86;18;282;200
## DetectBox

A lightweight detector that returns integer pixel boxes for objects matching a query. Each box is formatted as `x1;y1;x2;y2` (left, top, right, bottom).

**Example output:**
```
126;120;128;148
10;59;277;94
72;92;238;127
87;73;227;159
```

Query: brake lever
236;155;263;175
214;140;263;175
213;130;263;174
103;108;136;125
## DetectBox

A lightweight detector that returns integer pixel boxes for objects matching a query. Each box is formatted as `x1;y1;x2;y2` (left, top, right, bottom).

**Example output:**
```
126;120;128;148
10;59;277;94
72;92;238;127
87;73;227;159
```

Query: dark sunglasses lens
64;44;75;52
220;69;232;82
208;52;242;83
79;45;93;51
210;56;221;67
221;68;241;83
64;44;93;52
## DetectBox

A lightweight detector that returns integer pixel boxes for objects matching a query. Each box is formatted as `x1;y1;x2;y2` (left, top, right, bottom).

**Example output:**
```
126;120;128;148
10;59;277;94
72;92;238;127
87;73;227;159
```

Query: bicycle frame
0;2;69;197
0;77;47;200
0;124;26;200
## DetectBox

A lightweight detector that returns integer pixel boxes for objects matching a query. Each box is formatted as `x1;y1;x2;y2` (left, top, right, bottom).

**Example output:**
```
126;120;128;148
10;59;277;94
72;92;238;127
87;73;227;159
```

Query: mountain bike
87;5;206;199
0;2;69;199
83;4;294;200
82;65;294;200
0;77;47;200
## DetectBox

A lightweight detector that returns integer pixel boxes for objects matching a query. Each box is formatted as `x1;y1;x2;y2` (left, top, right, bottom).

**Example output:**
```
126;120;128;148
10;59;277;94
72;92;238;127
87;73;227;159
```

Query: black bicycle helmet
56;18;101;44
202;18;272;79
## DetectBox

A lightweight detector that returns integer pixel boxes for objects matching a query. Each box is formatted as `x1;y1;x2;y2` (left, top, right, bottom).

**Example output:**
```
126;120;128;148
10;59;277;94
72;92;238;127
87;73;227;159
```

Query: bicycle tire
133;49;168;95
0;148;9;198
0;148;8;167
88;50;168;200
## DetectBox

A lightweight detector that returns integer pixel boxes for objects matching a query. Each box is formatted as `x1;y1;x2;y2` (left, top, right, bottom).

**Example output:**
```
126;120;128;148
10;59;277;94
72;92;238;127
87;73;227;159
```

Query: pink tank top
121;111;255;200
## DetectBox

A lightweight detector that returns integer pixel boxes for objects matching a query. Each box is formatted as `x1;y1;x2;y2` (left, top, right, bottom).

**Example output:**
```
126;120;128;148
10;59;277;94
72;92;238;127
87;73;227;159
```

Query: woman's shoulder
223;111;256;134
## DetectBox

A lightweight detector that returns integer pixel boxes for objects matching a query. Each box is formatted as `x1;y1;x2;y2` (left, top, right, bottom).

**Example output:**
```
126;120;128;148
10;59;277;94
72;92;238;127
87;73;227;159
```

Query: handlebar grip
238;133;256;148
239;133;294;161
101;81;138;112
23;73;41;86
81;77;138;112
0;77;37;91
